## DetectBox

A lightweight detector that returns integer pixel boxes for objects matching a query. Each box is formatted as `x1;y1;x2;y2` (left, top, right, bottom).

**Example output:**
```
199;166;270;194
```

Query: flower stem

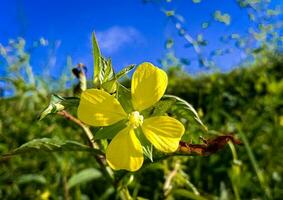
57;110;114;180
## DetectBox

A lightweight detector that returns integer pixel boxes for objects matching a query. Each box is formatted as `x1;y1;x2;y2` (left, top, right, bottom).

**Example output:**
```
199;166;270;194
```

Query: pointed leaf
116;64;135;79
92;32;102;86
163;95;207;130
2;138;103;157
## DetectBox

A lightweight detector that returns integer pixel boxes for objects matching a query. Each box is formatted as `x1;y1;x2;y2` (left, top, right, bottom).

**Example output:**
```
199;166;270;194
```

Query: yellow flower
40;190;50;200
78;62;185;171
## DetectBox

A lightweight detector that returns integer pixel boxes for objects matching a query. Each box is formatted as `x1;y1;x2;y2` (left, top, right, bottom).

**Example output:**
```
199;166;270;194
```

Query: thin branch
57;110;96;148
57;110;114;182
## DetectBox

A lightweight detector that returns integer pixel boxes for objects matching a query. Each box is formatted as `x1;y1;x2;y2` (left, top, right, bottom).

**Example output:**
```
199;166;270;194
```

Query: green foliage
17;174;47;185
3;138;103;157
94;120;127;140
166;52;283;199
38;94;79;120
67;168;102;189
92;33;136;94
163;95;207;130
92;32;102;86
2;44;283;199
136;128;154;162
115;64;135;79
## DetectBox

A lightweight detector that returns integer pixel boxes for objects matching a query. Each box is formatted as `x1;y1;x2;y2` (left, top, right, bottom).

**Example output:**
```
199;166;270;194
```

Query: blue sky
0;0;282;77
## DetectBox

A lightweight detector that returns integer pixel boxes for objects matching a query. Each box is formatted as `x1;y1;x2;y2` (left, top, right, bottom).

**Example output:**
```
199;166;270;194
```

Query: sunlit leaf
92;32;102;86
151;99;175;116
163;95;207;130
101;79;117;94
101;57;115;83
116;64;135;79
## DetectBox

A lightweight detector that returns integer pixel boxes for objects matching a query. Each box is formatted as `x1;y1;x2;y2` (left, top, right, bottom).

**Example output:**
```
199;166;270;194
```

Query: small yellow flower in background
78;62;185;171
40;190;50;200
280;116;283;126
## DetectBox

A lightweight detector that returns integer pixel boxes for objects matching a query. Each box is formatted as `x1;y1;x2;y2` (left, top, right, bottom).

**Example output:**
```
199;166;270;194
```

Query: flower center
128;111;144;129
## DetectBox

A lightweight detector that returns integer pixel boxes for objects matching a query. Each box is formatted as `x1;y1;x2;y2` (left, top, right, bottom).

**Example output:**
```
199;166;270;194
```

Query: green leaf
2;138;103;157
135;128;153;162
101;62;134;93
101;64;135;93
152;100;175;116
116;64;135;79
94;120;127;140
38;94;79;120
92;32;102;86
142;143;153;162
101;57;115;83
17;174;47;185
67;168;102;189
101;79;117;94
163;95;207;130
38;94;65;120
116;84;133;113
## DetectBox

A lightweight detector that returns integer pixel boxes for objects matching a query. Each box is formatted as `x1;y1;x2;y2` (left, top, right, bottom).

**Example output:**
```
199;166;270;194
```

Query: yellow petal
106;127;144;171
77;89;127;126
142;116;185;153
131;62;168;111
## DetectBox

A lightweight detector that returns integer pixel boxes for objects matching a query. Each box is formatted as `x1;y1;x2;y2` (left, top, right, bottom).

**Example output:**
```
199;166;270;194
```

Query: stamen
128;111;144;129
